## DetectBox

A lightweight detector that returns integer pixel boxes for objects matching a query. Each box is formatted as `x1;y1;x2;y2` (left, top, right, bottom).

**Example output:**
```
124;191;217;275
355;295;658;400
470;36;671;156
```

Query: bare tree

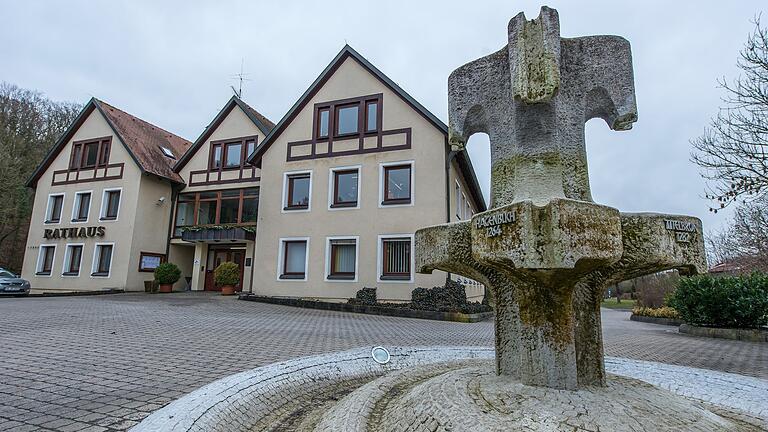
0;83;81;271
705;195;768;272
691;16;768;212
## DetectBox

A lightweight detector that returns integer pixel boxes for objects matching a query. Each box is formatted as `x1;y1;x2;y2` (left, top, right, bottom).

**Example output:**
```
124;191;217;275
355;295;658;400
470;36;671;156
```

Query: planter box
630;314;683;326
679;324;768;343
238;294;494;323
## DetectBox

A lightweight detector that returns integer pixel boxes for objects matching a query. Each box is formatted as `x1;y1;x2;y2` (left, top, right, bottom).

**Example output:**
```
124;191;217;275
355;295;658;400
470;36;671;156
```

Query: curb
238;294;494;323
15;289;126;298
679;324;768;343
630;314;683;326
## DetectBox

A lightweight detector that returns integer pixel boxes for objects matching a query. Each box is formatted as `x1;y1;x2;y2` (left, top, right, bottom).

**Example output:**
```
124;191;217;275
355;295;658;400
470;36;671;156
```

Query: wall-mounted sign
43;226;105;240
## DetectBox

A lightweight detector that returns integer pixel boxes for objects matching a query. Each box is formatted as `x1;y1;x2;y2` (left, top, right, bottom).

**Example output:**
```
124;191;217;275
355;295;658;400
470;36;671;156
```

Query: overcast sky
3;1;764;235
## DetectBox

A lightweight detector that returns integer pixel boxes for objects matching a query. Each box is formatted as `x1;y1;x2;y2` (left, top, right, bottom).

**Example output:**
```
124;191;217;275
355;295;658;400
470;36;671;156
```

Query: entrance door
204;247;246;291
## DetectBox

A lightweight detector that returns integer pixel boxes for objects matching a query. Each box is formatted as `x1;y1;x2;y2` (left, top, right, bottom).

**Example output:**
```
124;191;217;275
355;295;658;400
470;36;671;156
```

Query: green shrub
214;262;240;286
632;306;680;319
668;273;768;328
154;263;181;285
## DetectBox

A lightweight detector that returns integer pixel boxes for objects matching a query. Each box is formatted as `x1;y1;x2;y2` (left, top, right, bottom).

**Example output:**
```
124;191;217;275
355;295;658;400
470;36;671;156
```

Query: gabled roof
173;96;274;172
247;45;486;212
26;98;192;187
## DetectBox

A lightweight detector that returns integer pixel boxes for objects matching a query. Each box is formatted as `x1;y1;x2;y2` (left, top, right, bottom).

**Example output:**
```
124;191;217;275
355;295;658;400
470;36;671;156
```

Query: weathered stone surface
448;6;637;206
418;5;707;391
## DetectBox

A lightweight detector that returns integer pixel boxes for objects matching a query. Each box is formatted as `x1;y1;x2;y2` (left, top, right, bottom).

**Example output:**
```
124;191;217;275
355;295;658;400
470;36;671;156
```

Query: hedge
668;273;768;329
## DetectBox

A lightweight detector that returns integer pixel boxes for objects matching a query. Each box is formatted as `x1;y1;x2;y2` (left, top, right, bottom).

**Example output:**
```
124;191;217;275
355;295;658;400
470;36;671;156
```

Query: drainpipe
164;184;181;259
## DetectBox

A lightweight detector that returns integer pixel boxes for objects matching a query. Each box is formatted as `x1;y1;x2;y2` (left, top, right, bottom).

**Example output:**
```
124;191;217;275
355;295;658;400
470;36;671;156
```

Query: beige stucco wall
253;57;455;302
125;175;174;290
21;109;171;292
168;242;195;290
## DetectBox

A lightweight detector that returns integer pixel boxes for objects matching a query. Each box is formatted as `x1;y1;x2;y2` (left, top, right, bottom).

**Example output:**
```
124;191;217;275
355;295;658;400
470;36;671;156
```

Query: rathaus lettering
43;226;106;240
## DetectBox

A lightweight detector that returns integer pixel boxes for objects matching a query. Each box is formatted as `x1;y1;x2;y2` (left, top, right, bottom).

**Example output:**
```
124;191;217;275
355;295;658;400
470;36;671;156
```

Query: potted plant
154;263;181;293
215;261;240;296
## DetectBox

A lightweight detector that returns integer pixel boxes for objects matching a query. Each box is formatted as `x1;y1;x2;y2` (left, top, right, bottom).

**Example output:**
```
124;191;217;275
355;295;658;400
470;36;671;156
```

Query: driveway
0;293;765;431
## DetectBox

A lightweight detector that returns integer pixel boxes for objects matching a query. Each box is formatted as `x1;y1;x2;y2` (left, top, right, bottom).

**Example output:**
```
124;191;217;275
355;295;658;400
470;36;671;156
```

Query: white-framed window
100;187;122;221
455;181;463;220
379;160;414;208
35;244;56;277
328;165;361;210
377;234;414;283
45;193;65;224
324;236;359;282
282;170;312;213
464;193;472;219
91;243;114;278
62;243;84;277
277;237;309;281
71;191;92;223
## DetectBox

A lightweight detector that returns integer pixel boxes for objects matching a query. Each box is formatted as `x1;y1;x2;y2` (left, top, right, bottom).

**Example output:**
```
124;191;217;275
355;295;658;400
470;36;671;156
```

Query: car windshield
0;270;15;278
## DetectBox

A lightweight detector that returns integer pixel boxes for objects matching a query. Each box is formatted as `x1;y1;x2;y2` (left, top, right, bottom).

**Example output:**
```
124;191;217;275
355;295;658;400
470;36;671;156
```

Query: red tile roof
95;99;192;183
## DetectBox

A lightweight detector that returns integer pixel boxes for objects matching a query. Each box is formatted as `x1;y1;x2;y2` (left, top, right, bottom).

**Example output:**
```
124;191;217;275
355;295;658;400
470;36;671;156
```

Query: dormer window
209;136;258;171
70;138;111;169
160;146;175;159
314;94;381;140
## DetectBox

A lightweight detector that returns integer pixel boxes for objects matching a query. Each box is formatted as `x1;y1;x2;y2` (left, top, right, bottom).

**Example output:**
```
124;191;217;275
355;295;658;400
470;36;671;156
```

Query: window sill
334;132;359;139
381;199;411;206
380;275;411;281
330;202;358;209
283;205;309;211
91;272;110;277
71;219;88;223
100;216;117;221
62;272;80;277
328;274;355;280
45;220;61;224
279;274;306;280
35;271;51;276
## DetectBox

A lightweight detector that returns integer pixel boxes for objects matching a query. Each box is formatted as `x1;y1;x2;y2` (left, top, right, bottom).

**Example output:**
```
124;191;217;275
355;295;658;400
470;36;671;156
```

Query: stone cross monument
416;6;707;390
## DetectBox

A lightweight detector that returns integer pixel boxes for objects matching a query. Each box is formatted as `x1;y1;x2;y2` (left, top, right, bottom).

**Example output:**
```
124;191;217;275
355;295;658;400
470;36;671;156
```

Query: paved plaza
0;293;766;431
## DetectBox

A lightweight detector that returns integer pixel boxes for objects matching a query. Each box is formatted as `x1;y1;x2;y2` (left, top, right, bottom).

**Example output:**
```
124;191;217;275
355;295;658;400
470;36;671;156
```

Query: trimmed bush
349;287;377;305
154;263;181;285
412;279;467;312
668;273;768;328
632;306;680;319
214;262;240;287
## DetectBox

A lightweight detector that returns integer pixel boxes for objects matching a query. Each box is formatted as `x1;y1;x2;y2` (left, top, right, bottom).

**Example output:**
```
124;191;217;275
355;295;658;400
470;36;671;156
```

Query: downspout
164;183;181;259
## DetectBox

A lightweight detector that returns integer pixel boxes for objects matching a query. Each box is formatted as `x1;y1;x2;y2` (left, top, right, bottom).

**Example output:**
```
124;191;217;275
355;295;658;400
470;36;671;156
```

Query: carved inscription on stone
663;219;696;243
475;212;516;238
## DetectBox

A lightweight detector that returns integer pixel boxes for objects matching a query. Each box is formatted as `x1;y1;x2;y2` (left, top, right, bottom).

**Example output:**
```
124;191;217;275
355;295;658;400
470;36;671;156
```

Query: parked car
0;269;31;296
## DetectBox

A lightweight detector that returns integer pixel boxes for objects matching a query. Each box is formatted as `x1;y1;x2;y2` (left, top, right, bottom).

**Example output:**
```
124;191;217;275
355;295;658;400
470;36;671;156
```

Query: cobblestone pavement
0;293;765;431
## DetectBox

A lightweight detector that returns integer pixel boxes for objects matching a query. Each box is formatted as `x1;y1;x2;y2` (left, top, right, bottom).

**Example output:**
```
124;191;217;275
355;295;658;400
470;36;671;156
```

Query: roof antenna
230;58;252;98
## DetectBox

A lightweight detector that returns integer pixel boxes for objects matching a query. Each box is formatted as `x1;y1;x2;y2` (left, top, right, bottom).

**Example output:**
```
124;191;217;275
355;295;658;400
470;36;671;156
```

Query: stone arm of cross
561;35;638;131
447;48;510;151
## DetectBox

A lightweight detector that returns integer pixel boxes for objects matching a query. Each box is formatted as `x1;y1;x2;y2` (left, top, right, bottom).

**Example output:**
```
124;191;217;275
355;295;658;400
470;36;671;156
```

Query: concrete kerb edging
629;314;684;326
679;323;768;343
130;347;768;432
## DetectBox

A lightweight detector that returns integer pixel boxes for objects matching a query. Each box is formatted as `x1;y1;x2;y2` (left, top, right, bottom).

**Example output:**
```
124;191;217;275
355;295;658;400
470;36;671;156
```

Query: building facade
22;46;486;302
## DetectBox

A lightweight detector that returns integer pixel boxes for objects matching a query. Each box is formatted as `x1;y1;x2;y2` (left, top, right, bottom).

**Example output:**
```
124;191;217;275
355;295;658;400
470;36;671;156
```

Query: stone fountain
132;7;767;432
